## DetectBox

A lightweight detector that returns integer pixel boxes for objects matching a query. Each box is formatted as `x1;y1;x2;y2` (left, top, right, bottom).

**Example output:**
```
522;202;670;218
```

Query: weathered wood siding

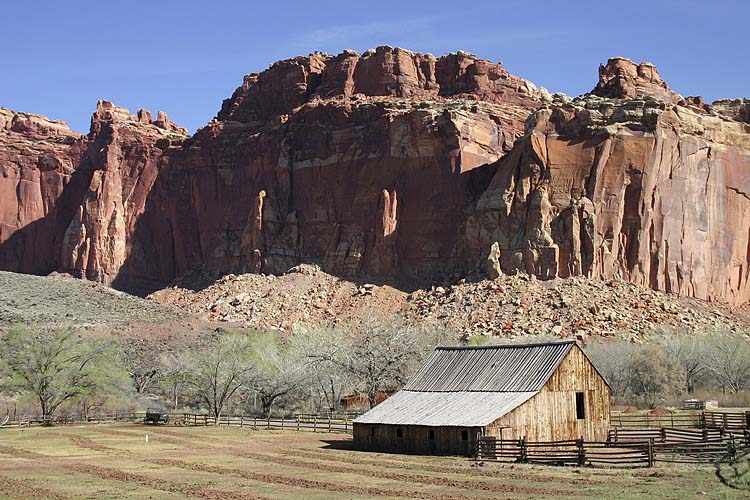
353;423;480;456
487;346;610;441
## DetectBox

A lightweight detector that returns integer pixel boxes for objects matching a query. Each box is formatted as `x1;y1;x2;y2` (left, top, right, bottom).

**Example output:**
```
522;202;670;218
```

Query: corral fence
0;411;360;434
611;410;750;430
179;413;355;434
1;412;144;428
478;428;750;467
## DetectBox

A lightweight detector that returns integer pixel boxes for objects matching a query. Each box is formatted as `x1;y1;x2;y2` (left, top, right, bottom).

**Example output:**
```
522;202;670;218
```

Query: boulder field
1;48;749;305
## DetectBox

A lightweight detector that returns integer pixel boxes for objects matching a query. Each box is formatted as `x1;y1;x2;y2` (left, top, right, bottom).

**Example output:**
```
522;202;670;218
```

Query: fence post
577;437;585;466
297;415;300;432
660;428;667;443
745;411;750;430
519;437;527;463
253;416;257;428
267;415;270;430
647;438;654;468
314;417;317;432
281;416;285;430
328;416;332;433
700;411;706;429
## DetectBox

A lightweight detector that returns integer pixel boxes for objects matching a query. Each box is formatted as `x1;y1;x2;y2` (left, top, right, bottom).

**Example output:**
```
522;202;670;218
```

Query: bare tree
249;333;306;417
158;351;191;411
0;326;124;420
307;315;433;408
119;338;162;395
185;332;257;424
585;340;634;401
291;327;352;412
703;332;750;394
662;334;709;394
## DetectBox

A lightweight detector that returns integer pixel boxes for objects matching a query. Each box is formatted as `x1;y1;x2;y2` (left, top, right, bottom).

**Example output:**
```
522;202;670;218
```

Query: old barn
353;341;610;455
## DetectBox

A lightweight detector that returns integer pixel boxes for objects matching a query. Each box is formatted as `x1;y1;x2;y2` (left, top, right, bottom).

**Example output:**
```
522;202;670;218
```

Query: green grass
0;424;747;499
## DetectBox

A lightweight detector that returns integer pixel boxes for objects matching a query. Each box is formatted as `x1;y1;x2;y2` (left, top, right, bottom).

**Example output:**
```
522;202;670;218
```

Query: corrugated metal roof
353;390;537;427
403;341;574;392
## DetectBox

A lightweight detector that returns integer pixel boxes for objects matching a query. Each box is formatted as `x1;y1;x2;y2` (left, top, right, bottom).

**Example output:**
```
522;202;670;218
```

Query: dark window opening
396;428;403;438
370;427;375;436
576;392;586;420
429;429;435;440
461;430;468;441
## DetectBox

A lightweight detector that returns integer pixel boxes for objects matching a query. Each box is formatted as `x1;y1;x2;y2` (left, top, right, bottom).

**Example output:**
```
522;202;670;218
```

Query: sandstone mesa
1;48;749;306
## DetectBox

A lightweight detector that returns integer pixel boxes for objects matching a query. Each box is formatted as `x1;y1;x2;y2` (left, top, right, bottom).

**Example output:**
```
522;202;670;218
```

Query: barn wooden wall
353;423;480;456
487;347;611;442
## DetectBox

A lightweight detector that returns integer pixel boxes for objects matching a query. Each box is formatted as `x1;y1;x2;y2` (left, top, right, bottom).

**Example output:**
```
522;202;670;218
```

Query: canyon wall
1;49;749;304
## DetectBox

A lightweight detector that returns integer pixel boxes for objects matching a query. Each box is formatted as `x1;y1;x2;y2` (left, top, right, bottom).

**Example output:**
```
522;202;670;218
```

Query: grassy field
0;425;747;499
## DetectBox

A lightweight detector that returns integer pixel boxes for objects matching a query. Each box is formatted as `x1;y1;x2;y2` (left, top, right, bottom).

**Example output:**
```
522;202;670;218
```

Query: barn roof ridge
435;340;577;350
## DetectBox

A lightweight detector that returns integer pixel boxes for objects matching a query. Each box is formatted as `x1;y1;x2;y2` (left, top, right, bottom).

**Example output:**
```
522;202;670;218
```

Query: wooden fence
608;427;750;446
478;427;750;467
177;413;354;433
477;438;652;467
611;411;750;430
0;411;356;434
1;412;143;428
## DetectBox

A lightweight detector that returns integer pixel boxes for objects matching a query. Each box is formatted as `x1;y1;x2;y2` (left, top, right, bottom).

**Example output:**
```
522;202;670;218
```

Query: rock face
467;94;750;305
1;50;749;306
0;108;86;274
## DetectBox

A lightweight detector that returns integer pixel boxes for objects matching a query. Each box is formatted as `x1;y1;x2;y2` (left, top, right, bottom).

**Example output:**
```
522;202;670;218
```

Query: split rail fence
611;410;750;430
179;413;354;434
0;411;359;434
478;427;750;467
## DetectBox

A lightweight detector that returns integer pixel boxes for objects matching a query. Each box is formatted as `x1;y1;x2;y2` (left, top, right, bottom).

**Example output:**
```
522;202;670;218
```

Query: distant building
353;341;610;455
340;390;394;409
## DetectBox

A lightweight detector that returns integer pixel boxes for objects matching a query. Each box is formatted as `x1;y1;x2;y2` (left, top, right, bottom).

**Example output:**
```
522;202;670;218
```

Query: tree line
585;329;750;408
0;317;450;423
2;320;748;421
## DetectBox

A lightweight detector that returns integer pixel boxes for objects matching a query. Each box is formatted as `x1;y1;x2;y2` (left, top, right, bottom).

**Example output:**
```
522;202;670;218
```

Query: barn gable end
486;345;611;442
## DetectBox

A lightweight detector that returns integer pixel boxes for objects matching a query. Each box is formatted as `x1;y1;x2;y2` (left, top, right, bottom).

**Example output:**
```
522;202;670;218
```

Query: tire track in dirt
0;445;47;459
0;475;72;500
64;463;273;500
238;450;571;497
153;458;497;500
281;447;602;486
128;427;575;497
67;435;132;454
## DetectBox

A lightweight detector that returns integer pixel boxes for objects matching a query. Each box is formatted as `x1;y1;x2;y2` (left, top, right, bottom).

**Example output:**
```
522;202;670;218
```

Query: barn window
429;429;435;440
370;427;375;437
461;430;468;441
396;428;403;438
576;392;586;419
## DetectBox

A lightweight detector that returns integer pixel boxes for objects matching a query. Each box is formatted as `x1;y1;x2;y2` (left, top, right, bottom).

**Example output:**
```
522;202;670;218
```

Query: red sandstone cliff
1;51;749;305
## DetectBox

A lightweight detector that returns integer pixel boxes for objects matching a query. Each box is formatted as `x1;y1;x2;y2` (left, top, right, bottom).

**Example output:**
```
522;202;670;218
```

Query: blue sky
4;0;747;133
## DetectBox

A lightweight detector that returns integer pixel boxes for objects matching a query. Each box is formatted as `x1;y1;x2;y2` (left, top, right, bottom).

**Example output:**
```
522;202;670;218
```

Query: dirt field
0;425;746;499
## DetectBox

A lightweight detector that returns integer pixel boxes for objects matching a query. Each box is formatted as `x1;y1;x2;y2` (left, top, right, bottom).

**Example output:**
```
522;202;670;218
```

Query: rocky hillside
150;266;749;340
1;48;749;307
